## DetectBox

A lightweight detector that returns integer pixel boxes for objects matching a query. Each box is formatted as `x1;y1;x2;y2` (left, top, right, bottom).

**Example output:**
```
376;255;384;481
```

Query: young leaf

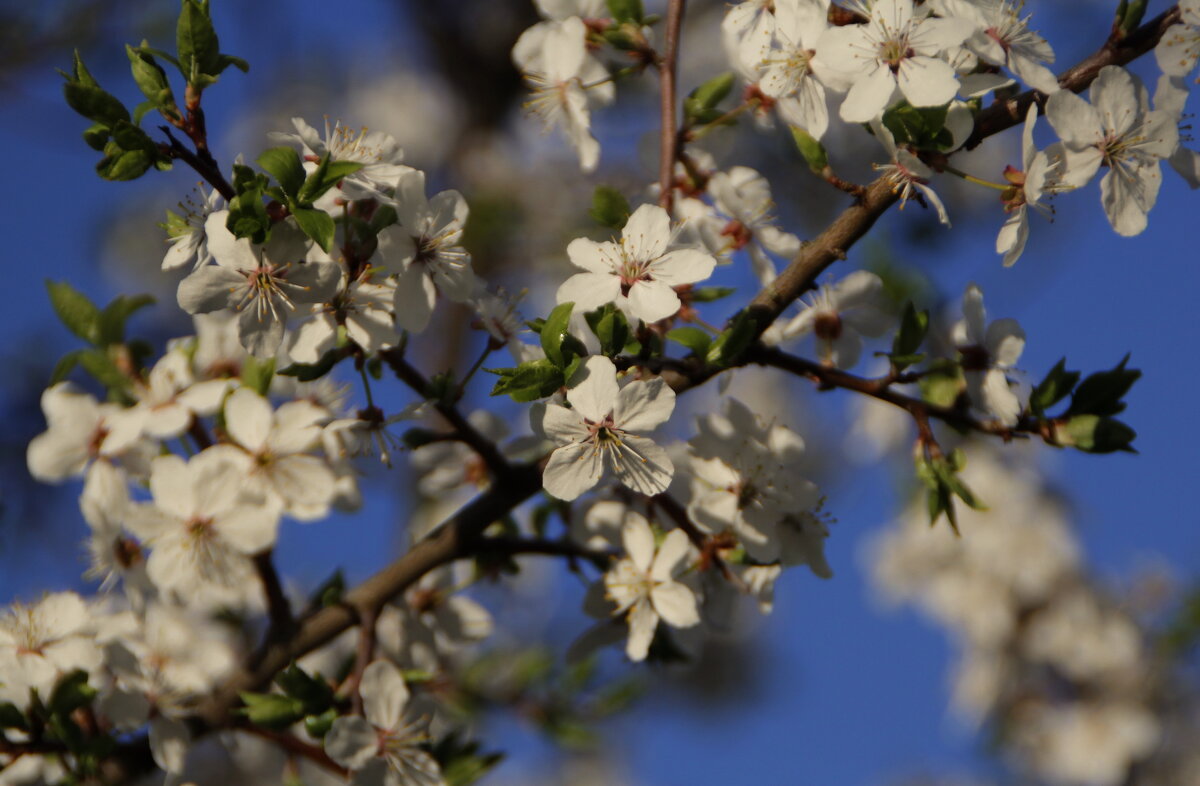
1066;354;1140;417
297;154;363;204
1030;357;1080;416
177;0;220;85
790;125;829;174
689;286;736;303
488;359;565;402
540;302;576;368
684;72;735;126
606;0;644;24
257;147;306;199
97;294;155;346
589;186;631;229
584;304;630;357
291;208;335;252
667;326;712;357
46;280;102;344
890;302;928;369
706;310;761;367
126;44;177;119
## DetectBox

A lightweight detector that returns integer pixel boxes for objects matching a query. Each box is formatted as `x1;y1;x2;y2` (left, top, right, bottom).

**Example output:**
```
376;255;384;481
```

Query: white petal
225;388;273;452
565;356;619;422
556;272;621;312
839;66;896;123
176;266;243;314
149;454;195;520
393;265;437;333
611;434;673;496
626;279;681;323
624;600;658;661
985;318;1025;367
542;442;603;501
614;377;675;433
214;506;280;554
567;238;620;274
649;249;716;286
897;56;960;108
651;581;700;628
621;205;671;262
650;528;690;581
361;659;409;731
622;514;656;572
325;716;379;770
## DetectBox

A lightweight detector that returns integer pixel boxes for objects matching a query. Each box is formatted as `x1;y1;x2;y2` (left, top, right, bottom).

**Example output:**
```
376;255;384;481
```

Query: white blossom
556;204;716;324
0;593;100;709
1155;0;1200;78
536;355;675;501
953;284;1026;426
604;515;700;661
269;117;410;203
996;103;1067;267
759;0;837;139
161;186;224;272
932;0;1059;94
779;270;892;367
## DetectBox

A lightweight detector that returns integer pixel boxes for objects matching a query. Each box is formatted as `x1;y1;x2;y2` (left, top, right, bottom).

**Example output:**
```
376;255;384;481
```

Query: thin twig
346;606;378;716
251;551;295;665
239;725;349;778
657;0;687;212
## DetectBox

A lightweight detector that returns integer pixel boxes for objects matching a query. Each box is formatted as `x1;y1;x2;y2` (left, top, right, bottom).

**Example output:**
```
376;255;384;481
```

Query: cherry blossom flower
177;214;341;356
217;388;337;521
161;185;223;272
0;592;101;709
932;0;1059;94
604;515;700;661
376;170;477;333
995;104;1069;266
376;566;493;673
289;273;398;363
759;0;837;139
27;382;148;483
872;119;952;225
556;204;716;324
324;659;445;786
103;348;232;449
269;117;410;203
724;0;777;82
779;270;893;367
819;0;973;123
953;284;1026;426
1045;65;1179;236
1153;74;1200;189
513;16;613;173
536;356;675;501
1155;0;1200;78
707;167;802;286
125;451;279;601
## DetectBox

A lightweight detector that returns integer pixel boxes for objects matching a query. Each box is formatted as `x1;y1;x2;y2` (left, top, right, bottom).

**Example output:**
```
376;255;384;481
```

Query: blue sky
1;2;1197;784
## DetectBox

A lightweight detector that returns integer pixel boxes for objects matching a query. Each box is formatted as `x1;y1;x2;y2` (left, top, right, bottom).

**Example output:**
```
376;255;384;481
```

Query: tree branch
657;0;687;212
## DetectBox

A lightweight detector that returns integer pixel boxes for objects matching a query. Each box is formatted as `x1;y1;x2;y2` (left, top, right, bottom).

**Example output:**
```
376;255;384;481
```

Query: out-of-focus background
1;1;1198;784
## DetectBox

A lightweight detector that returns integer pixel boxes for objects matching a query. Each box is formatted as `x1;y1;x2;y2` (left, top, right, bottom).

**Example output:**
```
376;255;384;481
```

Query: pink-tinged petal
986;318;1026;367
651;581;700;628
621;204;671;262
614;377;675;433
324;716;379;770
214;506;279;554
1046;90;1103;148
393;265;437;333
177;265;243;315
626;279;681;323
542;442;603;501
149;455;195;519
622;514;656;573
565;356;619;422
361;659;409;731
540;403;590;444
897;56;959;108
650;529;690;581
839;65;896;123
566;238;620;274
611;434;673;496
624;599;658;661
225;388;273;452
650;248;716;286
556;272;621;312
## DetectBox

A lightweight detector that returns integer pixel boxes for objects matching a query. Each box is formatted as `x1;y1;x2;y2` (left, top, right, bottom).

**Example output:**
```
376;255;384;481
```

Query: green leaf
588;186;631;229
584;303;629;357
540;302;576;369
1116;0;1148;35
49;671;96;716
226;170;270;243
918;360;963;408
49;351;85;385
790;125;829;173
177;0;220;85
62;77;129;126
684;71;735;126
215;53;250;75
277;348;347;382
291;207;335;252
689;286;736;303
881;101;953;151
297;154;363;205
931;457;987;511
605;0;644;23
1030;357;1080;416
96;139;155;181
275;664;333;715
303;708;337;739
77;349;131;393
667;326;711;357
98;294;155;346
82;122;110;151
126;44;177;119
1067;354;1140;417
1062;415;1137;453
46;280;102;344
68;49;100;87
0;702;26;731
488;359;564;402
238;692;305;730
257;147;306;199
706;310;761;367
889;302;928;370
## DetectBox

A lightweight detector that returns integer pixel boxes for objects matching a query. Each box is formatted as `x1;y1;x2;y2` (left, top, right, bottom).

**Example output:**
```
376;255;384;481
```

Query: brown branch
239;725;349;779
657;0;687;212
379;347;512;480
473;535;614;569
159;126;235;201
345;605;378;716
250;550;295;665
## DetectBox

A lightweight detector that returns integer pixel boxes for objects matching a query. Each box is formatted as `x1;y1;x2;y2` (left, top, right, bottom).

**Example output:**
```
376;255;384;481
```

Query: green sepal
275;664;334;716
588;186;631;229
241;355;275;396
303;708;337;739
605;0;644;23
881;101;954;151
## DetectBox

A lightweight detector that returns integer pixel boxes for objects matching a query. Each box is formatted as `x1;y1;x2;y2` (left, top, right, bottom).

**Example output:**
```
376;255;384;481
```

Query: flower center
959;344;991;371
814;311;843;341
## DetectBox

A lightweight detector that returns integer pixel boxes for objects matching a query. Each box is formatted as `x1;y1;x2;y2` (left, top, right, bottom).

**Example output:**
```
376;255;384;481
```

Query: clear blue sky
1;2;1196;784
